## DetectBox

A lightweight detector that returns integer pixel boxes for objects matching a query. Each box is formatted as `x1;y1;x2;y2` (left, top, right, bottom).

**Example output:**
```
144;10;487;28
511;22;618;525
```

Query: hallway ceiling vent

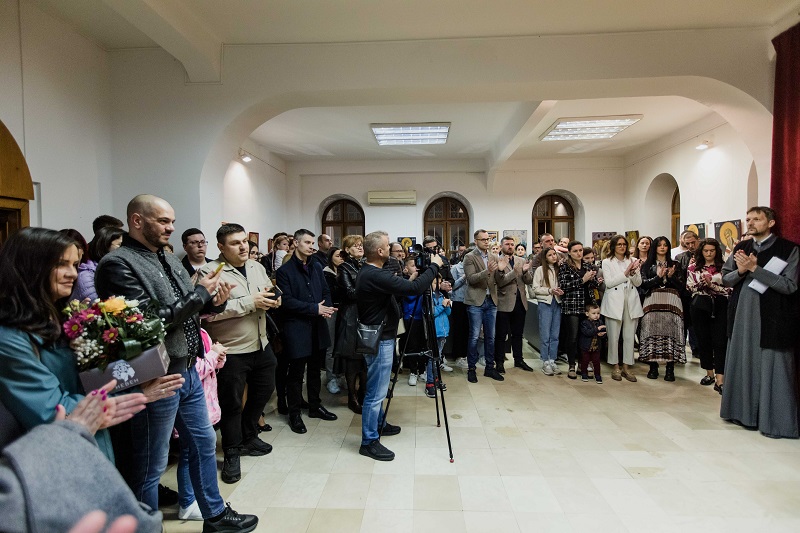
540;115;642;141
371;123;450;145
367;190;417;205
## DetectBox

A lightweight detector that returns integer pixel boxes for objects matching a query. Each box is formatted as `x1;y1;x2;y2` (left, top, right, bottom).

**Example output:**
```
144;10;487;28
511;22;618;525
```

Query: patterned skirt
638;287;686;364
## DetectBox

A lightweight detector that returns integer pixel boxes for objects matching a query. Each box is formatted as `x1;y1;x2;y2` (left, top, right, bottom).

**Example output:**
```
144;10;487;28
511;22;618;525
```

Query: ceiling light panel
371;123;450;146
540;115;642;142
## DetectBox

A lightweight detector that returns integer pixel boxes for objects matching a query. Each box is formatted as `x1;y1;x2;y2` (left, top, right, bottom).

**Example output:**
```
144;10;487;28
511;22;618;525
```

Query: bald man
95;194;259;530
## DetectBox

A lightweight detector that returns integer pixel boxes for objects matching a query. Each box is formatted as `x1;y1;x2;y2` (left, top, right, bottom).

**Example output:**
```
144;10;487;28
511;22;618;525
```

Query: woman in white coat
600;234;644;382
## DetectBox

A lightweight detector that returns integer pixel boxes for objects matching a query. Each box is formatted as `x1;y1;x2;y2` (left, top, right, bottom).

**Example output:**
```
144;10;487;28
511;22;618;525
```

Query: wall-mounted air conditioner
367;190;417;205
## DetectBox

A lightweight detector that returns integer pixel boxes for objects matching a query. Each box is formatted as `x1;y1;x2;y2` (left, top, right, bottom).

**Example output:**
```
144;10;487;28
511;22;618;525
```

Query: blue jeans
467;297;497;369
129;366;224;518
361;339;395;445
537;300;561;362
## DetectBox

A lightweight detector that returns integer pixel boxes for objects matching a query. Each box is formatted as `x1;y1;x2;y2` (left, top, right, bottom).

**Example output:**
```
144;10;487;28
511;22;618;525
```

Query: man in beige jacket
493;236;534;373
197;223;281;484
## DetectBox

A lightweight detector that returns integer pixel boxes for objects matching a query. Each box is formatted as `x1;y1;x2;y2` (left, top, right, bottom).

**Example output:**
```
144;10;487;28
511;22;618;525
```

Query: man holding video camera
356;231;442;461
197;223;281;485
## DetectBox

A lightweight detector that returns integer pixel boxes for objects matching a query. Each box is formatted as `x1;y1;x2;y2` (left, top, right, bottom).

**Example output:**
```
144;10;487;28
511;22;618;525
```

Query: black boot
277;395;288;415
664;362;675;382
221;451;241;484
647;363;659;379
346;371;361;414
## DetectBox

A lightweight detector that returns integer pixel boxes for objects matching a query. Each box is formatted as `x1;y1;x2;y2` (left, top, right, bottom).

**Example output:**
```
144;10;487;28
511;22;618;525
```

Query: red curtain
771;23;800;244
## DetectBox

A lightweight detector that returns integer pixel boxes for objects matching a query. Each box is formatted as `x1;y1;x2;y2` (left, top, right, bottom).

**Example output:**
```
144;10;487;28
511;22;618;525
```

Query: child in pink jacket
176;328;228;520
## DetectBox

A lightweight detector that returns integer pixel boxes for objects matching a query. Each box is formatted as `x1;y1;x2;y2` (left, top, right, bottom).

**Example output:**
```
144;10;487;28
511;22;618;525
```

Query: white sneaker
440;362;454;372
326;378;341;394
551;361;563;375
477;358;486;367
542;361;554;376
455;357;469;369
408;373;417;386
178;500;203;521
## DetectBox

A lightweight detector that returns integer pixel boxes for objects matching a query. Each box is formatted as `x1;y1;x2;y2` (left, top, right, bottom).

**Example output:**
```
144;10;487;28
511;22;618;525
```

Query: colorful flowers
63;317;84;339
102;328;120;343
62;297;164;371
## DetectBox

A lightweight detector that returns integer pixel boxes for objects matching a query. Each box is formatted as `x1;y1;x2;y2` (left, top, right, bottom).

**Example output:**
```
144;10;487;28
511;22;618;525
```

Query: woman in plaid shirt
557;241;599;379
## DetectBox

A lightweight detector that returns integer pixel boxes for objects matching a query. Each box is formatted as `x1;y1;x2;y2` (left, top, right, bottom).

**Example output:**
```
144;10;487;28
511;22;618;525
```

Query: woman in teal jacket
0;227;147;461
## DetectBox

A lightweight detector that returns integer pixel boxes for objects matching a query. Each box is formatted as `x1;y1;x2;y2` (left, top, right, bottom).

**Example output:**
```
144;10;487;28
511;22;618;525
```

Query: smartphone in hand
266;286;283;301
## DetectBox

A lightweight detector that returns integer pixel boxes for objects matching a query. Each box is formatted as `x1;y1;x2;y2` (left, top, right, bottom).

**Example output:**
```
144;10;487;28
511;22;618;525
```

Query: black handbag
691;294;714;316
355;318;385;355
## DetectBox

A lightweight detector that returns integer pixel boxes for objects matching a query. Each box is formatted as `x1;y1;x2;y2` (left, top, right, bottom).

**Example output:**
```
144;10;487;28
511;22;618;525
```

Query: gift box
79;342;169;393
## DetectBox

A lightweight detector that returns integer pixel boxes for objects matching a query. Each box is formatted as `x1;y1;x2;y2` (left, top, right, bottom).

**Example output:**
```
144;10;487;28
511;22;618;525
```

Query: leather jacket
95;234;225;372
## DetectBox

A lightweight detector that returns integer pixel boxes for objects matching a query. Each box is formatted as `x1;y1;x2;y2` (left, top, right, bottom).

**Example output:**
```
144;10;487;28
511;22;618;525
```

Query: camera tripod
381;284;455;463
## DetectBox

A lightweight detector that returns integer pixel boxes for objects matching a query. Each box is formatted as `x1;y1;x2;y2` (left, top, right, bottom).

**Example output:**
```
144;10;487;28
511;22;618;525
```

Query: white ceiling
248;97;714;162
32;1;798;49
249;103;530;161
29;0;794;164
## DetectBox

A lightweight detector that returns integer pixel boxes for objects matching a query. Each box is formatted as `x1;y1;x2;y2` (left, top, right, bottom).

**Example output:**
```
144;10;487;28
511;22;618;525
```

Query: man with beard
96;194;258;532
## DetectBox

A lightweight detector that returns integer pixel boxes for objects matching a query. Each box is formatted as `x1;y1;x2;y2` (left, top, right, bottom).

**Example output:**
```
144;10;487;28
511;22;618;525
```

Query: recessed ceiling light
371;123;450;146
695;141;711;150
540;115;642;142
238;149;252;162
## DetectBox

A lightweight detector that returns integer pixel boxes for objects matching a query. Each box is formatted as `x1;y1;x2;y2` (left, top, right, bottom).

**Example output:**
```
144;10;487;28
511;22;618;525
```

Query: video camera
410;243;436;270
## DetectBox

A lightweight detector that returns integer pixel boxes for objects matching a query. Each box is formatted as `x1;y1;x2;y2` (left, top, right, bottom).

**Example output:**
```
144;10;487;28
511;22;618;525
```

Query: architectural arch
199;75;771;229
318;194;365;247
422;193;472;255
0;119;34;244
532;189;586;243
644;173;679;240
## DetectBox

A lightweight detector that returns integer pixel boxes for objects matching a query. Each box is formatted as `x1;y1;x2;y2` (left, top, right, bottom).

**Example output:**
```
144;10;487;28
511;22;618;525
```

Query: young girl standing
532;247;564;375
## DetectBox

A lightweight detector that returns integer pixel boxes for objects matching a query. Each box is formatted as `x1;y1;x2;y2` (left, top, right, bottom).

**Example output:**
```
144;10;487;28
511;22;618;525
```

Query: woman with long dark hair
686;238;731;393
333;235;367;413
72;225;124;302
0;227;150;462
638;236;685;381
600;234;643;381
633;236;652;262
323;247;344;395
557;241;598;379
532;247;564;375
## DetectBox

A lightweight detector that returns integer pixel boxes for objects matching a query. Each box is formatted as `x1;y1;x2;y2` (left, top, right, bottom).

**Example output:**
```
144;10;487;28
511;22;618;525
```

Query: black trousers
690;296;729;373
449;301;469;359
285;349;325;415
494;293;527;364
216;345;277;452
561;314;581;368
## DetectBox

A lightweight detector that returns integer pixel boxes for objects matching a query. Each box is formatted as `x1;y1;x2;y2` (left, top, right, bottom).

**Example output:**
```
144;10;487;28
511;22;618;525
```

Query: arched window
532;195;574;242
322;199;365;247
671;187;680;245
424;196;469;255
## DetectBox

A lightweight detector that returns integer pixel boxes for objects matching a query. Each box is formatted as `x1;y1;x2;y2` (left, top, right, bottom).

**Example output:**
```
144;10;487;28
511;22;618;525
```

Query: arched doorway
423;196;469;255
0;120;34;245
532;194;574;242
321;198;365;247
644;173;679;240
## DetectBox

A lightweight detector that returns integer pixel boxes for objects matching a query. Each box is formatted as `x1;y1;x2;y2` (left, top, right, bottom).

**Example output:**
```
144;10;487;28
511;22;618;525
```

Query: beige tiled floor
163;346;800;532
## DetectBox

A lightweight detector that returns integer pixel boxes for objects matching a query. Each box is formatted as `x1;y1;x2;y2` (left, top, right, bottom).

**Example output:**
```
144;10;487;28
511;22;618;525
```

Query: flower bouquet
63;297;169;393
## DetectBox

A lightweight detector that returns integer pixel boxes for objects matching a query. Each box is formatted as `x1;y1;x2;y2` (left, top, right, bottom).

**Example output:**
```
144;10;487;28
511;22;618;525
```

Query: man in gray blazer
462;229;504;383
494;236;535;373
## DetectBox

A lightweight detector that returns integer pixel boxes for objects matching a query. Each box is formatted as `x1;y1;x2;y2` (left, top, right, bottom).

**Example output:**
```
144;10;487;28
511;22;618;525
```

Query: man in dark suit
276;229;339;434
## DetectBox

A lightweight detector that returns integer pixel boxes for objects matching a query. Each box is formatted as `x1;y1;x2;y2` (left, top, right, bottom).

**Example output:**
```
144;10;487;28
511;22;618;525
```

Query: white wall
624;117;754;240
0;0;112;238
288;157;625;246
219;141;287;245
102;26;776;231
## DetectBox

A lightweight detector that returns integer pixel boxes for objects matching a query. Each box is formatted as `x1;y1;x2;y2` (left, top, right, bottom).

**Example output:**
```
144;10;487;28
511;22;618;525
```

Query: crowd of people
1;196;798;532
